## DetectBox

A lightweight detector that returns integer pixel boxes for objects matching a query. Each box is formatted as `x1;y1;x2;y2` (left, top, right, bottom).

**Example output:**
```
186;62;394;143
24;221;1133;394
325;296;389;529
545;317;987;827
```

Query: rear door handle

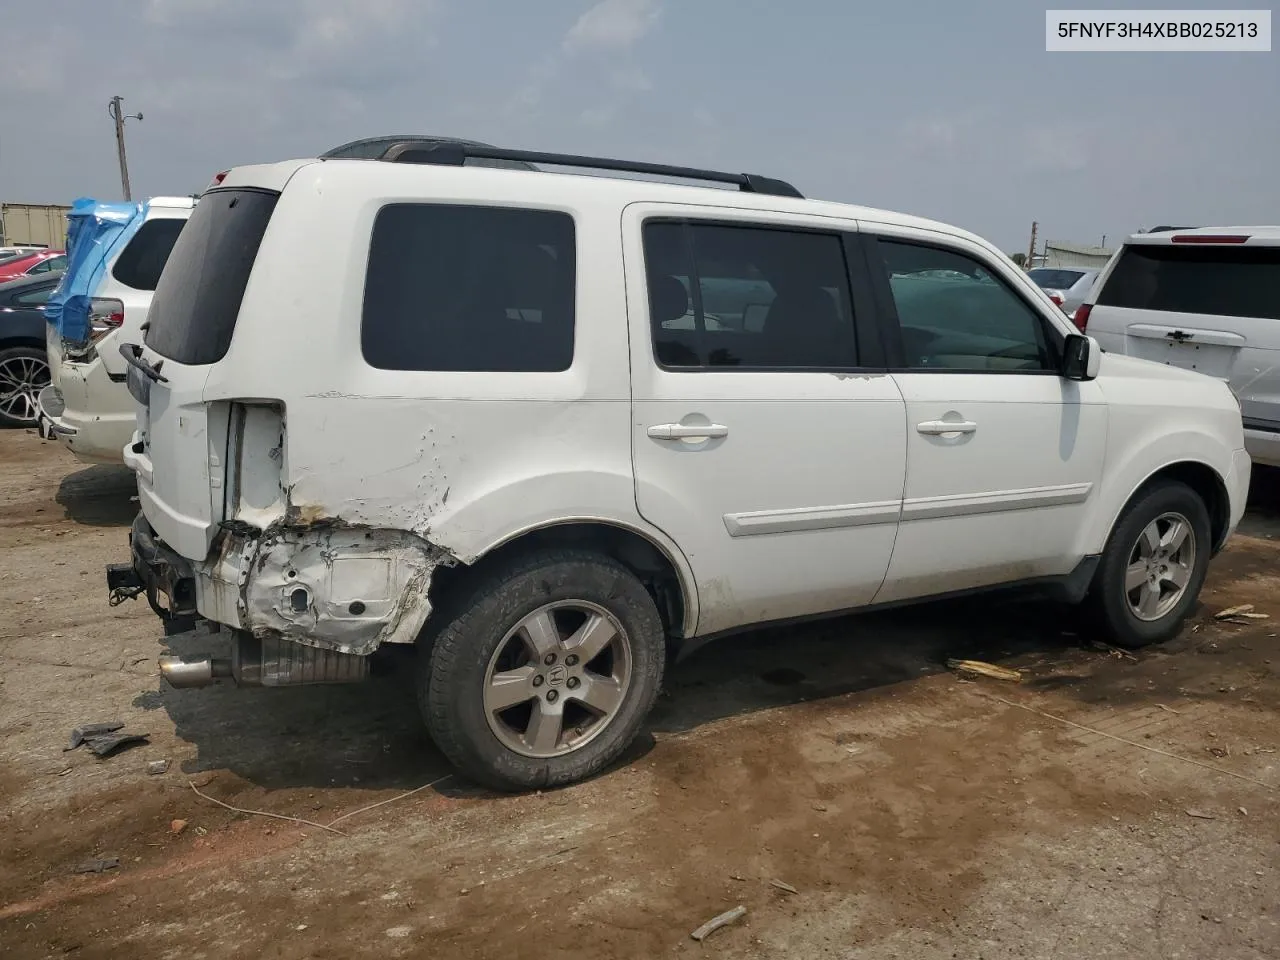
917;420;978;436
647;423;729;440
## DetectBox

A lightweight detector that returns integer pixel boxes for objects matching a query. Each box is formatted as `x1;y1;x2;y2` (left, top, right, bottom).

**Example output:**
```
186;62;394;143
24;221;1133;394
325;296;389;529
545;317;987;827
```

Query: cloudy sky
1;0;1275;251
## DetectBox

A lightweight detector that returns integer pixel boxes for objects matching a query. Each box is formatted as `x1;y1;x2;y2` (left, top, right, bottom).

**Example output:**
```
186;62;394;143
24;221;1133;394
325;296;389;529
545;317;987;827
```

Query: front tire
419;549;666;791
1086;480;1212;649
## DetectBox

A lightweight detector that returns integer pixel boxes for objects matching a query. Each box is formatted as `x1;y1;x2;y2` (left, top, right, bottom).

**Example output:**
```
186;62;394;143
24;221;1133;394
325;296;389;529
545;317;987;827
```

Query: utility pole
107;96;143;201
1025;220;1038;269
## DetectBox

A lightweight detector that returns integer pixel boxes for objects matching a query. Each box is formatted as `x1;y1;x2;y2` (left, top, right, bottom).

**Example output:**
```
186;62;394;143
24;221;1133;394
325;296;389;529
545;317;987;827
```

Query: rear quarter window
361;204;576;373
1098;244;1280;321
112;217;187;291
144;189;278;365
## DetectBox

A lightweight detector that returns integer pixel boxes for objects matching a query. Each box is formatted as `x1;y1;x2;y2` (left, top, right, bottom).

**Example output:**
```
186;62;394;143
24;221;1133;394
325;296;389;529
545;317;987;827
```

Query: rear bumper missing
114;514;381;688
115;511;451;657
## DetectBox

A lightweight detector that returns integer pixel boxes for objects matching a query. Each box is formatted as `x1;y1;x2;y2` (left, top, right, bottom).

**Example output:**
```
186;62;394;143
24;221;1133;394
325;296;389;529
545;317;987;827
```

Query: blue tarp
46;197;147;342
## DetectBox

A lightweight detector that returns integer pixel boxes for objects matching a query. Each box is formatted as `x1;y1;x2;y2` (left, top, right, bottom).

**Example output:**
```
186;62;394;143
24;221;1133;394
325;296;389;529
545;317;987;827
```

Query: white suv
109;142;1250;791
1075;227;1280;469
39;197;193;463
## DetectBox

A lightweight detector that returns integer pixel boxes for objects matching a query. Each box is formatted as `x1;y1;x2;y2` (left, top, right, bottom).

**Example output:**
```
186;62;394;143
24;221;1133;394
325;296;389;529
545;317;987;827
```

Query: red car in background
0;250;66;282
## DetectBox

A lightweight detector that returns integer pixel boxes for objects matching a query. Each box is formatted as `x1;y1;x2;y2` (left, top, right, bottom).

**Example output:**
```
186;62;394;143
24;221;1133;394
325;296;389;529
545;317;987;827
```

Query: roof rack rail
320;135;535;171
379;140;804;199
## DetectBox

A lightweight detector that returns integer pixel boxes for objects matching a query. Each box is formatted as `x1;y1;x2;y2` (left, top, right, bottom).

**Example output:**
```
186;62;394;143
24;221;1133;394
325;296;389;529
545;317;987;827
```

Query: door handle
916;420;977;436
647;423;729;440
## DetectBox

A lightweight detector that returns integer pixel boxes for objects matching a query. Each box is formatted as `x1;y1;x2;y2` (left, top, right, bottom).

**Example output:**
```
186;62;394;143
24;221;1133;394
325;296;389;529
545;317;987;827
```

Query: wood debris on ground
1215;604;1269;623
691;905;747;941
946;659;1023;683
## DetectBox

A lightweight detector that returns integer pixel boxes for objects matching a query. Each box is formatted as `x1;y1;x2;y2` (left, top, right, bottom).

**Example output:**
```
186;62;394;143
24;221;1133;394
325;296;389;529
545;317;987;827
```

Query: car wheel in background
0;346;51;428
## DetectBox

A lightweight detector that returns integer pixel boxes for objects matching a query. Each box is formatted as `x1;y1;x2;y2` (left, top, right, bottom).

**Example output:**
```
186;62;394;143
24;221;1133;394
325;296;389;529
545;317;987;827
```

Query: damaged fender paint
206;522;456;657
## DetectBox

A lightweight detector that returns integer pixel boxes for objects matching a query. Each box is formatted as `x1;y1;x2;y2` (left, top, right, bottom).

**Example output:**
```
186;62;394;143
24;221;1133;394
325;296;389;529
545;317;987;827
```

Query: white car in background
1027;266;1099;317
39;197;193;463
1078;227;1280;468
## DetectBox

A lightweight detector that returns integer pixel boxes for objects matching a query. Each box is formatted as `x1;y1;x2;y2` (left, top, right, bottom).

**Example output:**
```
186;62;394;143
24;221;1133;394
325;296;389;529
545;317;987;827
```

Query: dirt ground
1;427;1277;960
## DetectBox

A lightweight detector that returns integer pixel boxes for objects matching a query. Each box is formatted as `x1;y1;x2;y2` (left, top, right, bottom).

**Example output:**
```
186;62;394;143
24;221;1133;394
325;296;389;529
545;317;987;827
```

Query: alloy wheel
1125;511;1196;622
482;601;633;759
0;353;50;426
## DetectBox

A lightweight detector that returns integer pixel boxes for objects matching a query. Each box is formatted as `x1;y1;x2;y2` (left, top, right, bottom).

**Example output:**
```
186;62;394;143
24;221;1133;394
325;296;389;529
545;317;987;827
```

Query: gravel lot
1;427;1277;960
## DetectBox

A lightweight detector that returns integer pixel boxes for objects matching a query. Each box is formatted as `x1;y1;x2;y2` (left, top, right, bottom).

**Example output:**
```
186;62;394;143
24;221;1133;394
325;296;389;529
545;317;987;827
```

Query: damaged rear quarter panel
229;521;453;657
211;393;666;652
281;395;643;564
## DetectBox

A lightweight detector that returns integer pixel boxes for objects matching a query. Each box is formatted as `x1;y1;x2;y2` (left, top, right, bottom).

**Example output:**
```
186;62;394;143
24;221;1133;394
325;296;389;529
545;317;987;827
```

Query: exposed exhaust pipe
158;634;370;689
159;655;232;688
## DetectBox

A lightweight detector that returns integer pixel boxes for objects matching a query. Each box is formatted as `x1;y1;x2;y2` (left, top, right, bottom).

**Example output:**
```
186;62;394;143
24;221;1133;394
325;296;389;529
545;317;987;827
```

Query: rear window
1027;268;1084;289
144;189;278;365
361;204;576;372
1097;244;1280;321
112;217;186;291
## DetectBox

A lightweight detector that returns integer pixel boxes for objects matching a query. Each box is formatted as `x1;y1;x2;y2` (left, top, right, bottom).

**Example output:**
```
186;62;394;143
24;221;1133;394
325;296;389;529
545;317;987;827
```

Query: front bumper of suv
1243;424;1280;470
1223;447;1252;547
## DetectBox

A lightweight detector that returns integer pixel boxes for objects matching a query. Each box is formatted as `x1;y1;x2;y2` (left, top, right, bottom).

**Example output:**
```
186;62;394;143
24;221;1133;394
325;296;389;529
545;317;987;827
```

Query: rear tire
1086;480;1212;649
419;549;665;791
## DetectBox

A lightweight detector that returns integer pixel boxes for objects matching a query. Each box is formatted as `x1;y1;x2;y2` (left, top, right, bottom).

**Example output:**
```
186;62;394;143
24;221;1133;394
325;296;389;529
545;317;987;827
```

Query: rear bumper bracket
106;513;199;621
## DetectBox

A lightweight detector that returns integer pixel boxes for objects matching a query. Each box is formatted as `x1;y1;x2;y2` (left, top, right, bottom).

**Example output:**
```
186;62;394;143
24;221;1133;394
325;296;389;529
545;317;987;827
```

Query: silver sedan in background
1027;266;1099;318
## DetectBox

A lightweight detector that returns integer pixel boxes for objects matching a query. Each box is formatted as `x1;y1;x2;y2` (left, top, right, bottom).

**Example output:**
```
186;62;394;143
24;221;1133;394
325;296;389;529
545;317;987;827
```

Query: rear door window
642;220;858;369
112;217;187;291
361;204;576;372
144;189;278;365
1098;244;1280;321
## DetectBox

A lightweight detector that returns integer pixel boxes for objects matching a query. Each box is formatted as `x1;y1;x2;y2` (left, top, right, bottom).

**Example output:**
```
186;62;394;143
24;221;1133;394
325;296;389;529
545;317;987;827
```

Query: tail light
1171;234;1250;244
64;298;125;360
1072;303;1092;332
88;298;126;342
1048;292;1064;307
205;170;229;192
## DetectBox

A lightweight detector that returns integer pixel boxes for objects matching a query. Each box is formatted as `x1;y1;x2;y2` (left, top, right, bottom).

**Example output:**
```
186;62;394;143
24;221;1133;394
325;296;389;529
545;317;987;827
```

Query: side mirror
1062;333;1101;381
